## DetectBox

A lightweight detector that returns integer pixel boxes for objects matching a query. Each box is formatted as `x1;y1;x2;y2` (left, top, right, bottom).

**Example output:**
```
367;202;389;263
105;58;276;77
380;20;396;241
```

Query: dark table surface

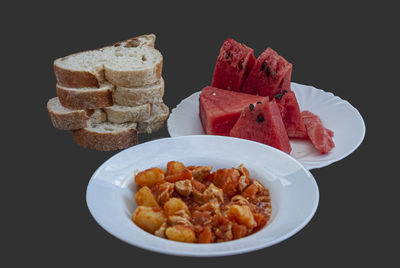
4;1;397;266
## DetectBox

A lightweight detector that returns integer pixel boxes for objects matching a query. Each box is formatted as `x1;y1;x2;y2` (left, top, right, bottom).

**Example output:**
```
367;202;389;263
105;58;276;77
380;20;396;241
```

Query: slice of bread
104;104;151;124
113;78;164;106
54;34;162;88
72;121;138;151
47;97;90;130
56;83;114;109
138;103;170;134
47;97;107;130
88;109;107;123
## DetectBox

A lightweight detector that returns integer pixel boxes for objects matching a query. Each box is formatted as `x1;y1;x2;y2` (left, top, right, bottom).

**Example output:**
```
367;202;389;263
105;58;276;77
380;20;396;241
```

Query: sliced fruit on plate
199;86;267;136
211;38;256;92
274;90;308;139
230;100;292;154
301;111;335;154
242;47;292;98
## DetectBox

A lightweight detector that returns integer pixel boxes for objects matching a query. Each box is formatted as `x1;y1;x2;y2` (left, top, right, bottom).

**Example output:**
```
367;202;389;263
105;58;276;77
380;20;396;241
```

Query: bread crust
72;126;138;151
56;84;114;109
54;64;100;88
53;34;161;88
47;106;89;130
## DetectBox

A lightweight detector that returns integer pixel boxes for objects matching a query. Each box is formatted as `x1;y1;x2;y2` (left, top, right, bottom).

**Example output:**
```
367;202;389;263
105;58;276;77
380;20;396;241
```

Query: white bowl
86;135;319;256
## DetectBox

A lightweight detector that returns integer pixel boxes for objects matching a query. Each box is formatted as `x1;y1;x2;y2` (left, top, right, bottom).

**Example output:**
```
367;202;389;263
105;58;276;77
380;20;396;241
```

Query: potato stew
132;161;271;243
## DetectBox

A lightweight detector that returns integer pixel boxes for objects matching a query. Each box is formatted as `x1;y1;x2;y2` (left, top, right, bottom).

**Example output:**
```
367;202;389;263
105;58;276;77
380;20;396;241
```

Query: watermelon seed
226;52;231;59
261;61;266;71
257;114;264;123
257;101;262;104
265;67;271;77
275;90;288;100
249;104;254;111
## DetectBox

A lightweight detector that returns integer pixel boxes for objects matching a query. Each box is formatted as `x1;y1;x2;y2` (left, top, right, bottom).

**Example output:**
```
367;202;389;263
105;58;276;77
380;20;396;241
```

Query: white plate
167;82;366;170
86;135;319;257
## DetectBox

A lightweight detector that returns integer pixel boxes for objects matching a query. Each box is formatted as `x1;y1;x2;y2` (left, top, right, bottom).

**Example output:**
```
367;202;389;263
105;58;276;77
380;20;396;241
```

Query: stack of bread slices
47;34;169;151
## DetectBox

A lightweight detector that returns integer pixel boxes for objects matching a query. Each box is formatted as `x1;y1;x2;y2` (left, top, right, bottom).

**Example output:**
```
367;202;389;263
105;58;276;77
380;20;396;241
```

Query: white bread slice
113;78;164;106
56;83;114;109
104;104;151;124
54;34;162;88
138;103;170;134
88;109;107;123
47;97;90;130
47;97;107;130
72;121;138;151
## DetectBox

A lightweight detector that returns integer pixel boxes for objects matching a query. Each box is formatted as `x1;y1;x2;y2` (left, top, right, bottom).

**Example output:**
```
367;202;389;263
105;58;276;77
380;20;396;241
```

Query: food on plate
273;90;308;138
47;34;169;151
199;87;267;135
131;161;272;243
230;100;292;154
242;47;292;98
211;38;256;92
301;111;335;154
198;37;335;154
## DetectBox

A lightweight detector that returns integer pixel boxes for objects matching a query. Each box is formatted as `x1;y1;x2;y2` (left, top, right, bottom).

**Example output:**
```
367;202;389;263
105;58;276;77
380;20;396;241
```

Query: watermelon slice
211;38;256;92
301;111;335;154
230;100;292;154
274;90;308;139
199;86;266;136
242;47;292;98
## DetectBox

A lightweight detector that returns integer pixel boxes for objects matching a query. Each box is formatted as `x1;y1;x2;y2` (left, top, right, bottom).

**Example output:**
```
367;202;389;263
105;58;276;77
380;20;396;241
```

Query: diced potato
165;169;193;183
135;186;159;207
132;206;167;233
229;205;257;228
165;225;196;243
163;197;190;216
166;161;185;176
135;167;165;187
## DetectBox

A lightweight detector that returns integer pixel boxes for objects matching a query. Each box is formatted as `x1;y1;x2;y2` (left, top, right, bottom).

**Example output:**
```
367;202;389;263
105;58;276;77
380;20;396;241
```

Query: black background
4;1;398;266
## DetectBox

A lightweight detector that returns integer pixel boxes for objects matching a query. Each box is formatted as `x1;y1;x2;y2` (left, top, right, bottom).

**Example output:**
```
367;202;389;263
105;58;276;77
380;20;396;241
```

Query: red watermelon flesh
211;38;256;92
230;100;292;154
274;90;308;139
199;86;267;136
242;47;292;98
301;111;335;154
